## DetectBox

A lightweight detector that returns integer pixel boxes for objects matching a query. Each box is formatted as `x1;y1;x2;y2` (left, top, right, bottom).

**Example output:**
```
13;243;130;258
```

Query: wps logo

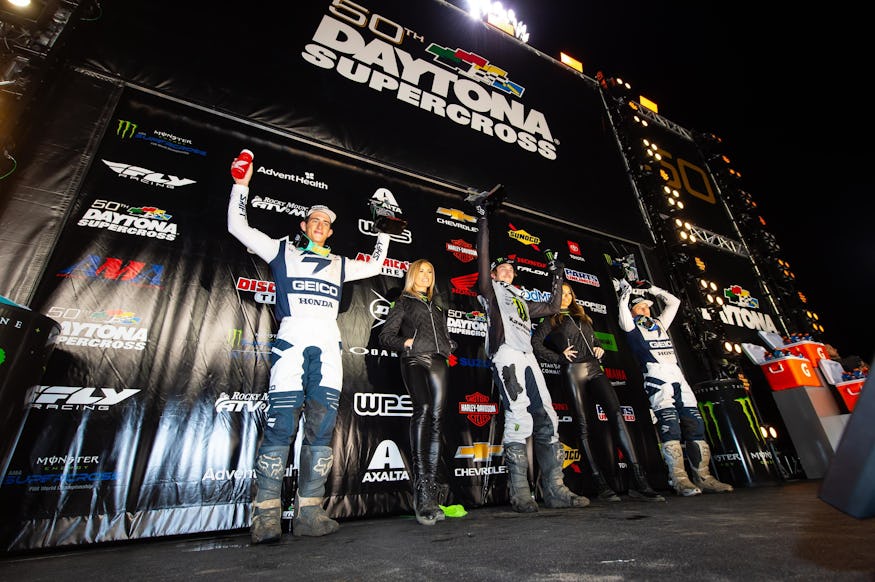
455;442;503;462
58;255;163;287
116;119;138;138
457;391;498;426
354;392;412;417
363;440;409;483
357;219;412;244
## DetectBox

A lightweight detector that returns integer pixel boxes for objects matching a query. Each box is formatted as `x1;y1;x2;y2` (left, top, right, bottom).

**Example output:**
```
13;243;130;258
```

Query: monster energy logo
512;297;528;322
699;395;766;449
117;119;138;139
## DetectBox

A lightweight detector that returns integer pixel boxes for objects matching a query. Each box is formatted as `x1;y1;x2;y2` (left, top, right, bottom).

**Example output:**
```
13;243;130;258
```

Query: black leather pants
400;353;449;481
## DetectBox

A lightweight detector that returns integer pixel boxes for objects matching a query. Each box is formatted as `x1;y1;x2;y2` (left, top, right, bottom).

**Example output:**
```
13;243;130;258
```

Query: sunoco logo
507;224;541;248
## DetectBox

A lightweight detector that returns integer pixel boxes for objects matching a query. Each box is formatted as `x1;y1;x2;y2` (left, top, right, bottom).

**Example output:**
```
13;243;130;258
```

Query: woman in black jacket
532;282;664;502
379;259;457;524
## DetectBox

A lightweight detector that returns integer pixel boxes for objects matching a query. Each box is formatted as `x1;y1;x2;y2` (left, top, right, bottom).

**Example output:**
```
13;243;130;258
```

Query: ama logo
58;255;163;287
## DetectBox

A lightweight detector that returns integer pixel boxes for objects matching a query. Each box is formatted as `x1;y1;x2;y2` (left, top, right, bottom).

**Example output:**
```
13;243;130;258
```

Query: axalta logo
446;238;477;263
28;386;140;410
450;272;478;297
78;199;179;241
363;440;409;483
101;160;196;189
236;276;276;304
355;253;410;278
457;392;498;426
58;255;163;288
354;392;413;417
564;269;600;287
304;10;557;160
255;166;328;189
215;391;268;413
251;195;309;217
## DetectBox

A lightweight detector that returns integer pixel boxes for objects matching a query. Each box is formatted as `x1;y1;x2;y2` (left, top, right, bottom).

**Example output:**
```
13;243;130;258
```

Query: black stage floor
1;479;873;581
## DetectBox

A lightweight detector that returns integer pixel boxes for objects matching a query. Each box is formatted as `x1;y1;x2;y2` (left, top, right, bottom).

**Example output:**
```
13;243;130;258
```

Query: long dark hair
549;283;592;329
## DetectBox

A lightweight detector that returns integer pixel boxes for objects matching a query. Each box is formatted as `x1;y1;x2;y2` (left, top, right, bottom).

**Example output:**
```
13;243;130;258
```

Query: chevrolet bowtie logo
437;207;476;223
455;442;503;462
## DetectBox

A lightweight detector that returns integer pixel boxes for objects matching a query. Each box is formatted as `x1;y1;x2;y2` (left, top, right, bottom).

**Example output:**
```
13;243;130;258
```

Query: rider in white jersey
473;199;588;514
228;157;390;544
617;279;733;496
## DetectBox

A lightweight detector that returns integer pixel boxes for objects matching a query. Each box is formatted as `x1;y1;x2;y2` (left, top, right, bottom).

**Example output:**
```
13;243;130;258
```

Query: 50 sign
650;147;716;205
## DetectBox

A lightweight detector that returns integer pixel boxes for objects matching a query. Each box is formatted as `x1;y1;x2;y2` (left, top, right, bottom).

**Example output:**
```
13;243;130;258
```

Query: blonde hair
404;259;436;300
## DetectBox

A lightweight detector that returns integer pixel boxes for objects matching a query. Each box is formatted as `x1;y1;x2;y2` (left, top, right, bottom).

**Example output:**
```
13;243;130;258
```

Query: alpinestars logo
102;160;196;189
363;440;409;483
303;11;557;160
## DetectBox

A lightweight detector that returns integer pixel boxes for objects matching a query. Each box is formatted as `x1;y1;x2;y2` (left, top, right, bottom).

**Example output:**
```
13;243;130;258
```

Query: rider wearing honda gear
617;278;733;496
228;153;391;544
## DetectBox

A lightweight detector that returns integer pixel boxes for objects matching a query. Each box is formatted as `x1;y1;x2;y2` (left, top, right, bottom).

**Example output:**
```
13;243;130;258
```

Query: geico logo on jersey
564;269;600;287
648;340;673;349
291;279;340;297
214;392;268;413
363;440;409;483
354;392;412;417
28;386;140;410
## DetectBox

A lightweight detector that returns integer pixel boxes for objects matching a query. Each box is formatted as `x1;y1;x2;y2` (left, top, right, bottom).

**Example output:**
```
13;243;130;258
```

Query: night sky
448;1;874;364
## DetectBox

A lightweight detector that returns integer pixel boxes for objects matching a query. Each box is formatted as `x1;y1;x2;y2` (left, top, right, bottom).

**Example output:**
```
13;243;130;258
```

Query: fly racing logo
29;386;140;410
354;392;412;417
116;119;139;139
101;160;196;189
362;440;409;483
